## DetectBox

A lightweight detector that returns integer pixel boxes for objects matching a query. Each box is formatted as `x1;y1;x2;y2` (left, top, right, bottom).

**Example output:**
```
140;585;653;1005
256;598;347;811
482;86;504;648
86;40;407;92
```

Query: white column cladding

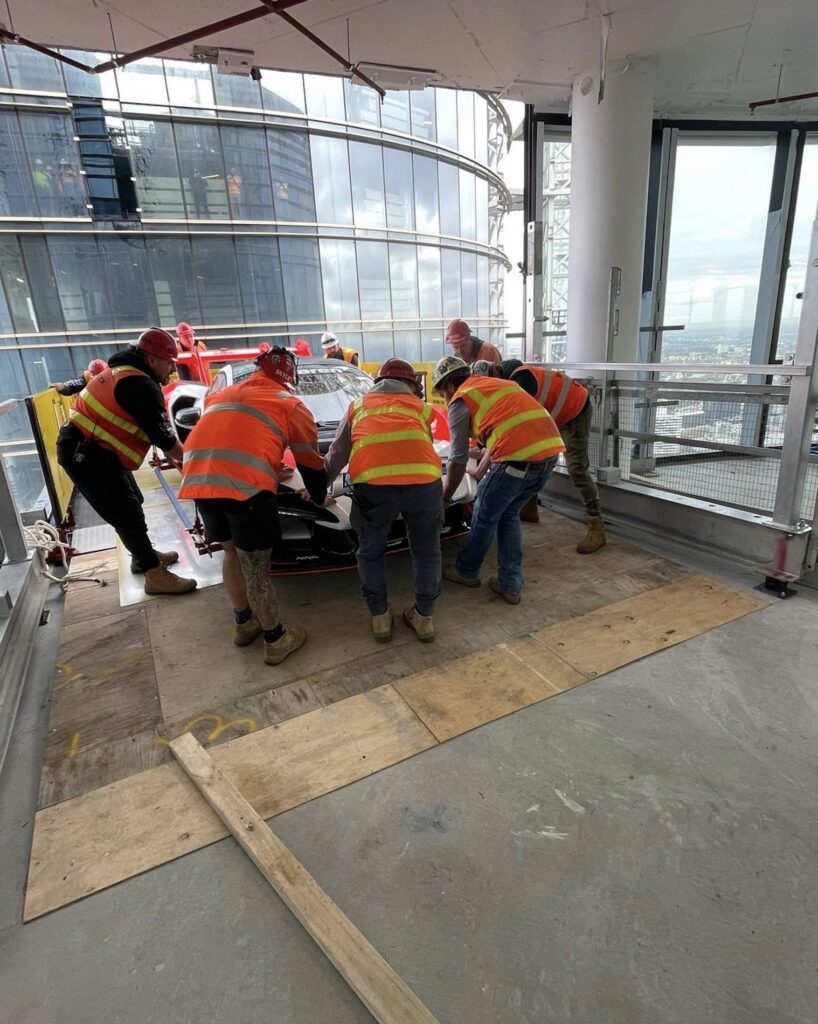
565;60;654;362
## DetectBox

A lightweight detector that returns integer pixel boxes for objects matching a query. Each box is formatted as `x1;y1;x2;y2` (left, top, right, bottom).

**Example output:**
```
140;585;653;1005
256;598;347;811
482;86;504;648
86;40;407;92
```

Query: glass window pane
0;277;12;334
477;255;490;317
221;126;273;220
213;72;261;109
175;122;228;220
5;46;64;93
0;112;37;216
475;176;489;243
383;147;414;230
417;246;442;320
438;162;459;236
236;236;285;323
268;129;316;222
99;236;158;327
382;91;410;134
394;329;421;361
320;239;360;324
310;136;352;224
127;118;185;217
60;51;115;98
457;92;475;159
0;350;32;435
461;251;478;318
18;236;65;332
260;71;305;113
0;238;38;331
147;236;200;324
164;60;215;109
413;155;439;233
20;113;86;217
48;236;111;329
777;140;818;360
192;236;242;325
345;81;380;127
474;95;489;166
349;141;385;227
389;244;418;319
459;170;476;239
436;89;458;150
663;139;777;364
441;248;460;318
357;242;392;321
361;330;394;362
410;90;436;142
280;237;324;323
22;345;74;394
304;75;345;120
421;328;444;362
116;59;168;105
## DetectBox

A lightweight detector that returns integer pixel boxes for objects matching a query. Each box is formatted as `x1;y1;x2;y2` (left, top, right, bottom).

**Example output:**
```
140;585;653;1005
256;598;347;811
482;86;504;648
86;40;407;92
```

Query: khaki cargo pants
560;400;600;516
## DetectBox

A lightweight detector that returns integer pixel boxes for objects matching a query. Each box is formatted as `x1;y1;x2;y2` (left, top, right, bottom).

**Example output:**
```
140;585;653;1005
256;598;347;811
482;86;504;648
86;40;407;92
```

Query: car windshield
297;367;372;424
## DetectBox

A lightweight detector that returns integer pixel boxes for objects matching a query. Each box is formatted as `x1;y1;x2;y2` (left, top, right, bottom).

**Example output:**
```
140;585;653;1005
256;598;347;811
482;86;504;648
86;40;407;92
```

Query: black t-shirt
108;348;177;451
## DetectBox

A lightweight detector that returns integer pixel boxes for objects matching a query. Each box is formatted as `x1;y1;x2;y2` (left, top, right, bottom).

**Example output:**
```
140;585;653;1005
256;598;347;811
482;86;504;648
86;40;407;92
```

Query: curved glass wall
0;45;511;509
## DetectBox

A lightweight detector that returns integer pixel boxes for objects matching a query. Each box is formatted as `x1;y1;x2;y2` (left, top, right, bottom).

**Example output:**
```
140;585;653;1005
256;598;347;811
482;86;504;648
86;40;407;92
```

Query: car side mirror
175;407;201;429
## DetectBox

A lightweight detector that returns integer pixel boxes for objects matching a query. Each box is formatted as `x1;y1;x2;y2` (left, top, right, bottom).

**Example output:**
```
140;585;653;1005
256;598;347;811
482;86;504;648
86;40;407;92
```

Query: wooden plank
530;574;769;678
395;640;585;742
24;685;437;921
62;570;122;624
171;733;441;1024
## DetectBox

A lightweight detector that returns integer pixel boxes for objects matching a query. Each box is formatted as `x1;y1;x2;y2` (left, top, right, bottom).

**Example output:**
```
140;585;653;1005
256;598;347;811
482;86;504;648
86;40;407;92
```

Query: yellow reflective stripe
503;437;564;462
351;429;432;454
353;462;442;483
352;404;428;428
470;384;519;433
68;410;144;465
79;389;149;440
486;409;547;450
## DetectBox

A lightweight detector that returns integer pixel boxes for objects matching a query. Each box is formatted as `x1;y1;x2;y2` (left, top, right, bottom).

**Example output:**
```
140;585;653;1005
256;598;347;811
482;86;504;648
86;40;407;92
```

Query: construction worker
175;321;207;352
501;360;606;553
432;356;565;604
321;332;359;366
178;346;328;666
56;329;197;596
51;358;107;397
325;358;442;642
444;319;501;365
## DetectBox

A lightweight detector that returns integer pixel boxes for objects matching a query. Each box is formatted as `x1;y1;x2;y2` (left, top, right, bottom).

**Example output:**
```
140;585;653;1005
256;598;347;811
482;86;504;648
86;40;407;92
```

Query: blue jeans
456;457;557;595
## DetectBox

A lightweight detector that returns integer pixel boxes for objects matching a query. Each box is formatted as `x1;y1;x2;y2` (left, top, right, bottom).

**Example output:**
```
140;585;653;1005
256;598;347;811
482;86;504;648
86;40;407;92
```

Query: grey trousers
350;480;443;617
560;400;600;516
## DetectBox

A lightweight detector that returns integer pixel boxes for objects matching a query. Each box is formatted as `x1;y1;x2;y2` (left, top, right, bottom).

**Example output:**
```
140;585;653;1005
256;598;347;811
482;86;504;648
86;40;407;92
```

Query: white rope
23;520;108;592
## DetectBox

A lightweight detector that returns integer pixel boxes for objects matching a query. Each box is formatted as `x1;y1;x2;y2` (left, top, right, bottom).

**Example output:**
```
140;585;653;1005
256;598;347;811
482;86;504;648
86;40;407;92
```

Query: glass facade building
0;46;511;509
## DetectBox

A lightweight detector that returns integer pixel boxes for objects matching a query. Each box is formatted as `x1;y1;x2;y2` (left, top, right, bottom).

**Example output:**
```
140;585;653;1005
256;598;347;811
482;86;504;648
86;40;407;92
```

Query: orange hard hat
445;318;471;345
137;327;178;362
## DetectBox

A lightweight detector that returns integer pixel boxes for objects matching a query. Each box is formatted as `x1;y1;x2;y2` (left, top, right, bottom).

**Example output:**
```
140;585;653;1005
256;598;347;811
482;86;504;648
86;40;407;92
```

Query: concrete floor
1;543;817;1023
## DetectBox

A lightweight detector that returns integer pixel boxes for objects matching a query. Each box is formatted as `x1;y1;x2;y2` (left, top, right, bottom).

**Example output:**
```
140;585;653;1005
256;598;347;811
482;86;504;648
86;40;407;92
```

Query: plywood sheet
530;574;769;678
25;685;437;920
395;639;585;742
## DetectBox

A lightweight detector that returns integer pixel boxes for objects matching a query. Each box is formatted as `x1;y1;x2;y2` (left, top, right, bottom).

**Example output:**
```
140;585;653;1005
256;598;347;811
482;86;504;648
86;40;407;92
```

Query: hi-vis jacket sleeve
287;399;325;471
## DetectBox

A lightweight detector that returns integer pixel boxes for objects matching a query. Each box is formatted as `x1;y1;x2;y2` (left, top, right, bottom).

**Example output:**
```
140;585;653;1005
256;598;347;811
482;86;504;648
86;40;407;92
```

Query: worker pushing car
178;346;328;666
321;331;359;366
325;358;443;642
56;328;197;596
432;355;565;604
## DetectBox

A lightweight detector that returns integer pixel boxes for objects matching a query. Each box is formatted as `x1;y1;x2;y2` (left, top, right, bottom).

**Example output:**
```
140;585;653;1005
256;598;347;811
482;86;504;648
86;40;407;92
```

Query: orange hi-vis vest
453;376;565;463
348;392;442;486
516;365;588;427
178;373;323;502
68;366;151;470
324;347;357;364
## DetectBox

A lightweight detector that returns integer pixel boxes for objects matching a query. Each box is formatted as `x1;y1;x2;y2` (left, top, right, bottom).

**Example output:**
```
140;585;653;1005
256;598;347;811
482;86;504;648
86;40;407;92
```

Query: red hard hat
292;338;311;357
445;318;471;345
137;327;178;362
87;359;107;376
375;358;419;385
256;345;297;389
176;321;195;351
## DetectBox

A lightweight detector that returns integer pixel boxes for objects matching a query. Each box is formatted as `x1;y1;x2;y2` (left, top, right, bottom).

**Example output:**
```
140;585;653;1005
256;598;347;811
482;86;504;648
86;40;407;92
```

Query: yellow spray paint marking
154;713;257;748
68;732;81;758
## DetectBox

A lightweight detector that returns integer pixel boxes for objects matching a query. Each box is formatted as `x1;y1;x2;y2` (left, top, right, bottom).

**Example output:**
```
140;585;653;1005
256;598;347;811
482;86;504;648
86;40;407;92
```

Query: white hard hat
321;332;338;348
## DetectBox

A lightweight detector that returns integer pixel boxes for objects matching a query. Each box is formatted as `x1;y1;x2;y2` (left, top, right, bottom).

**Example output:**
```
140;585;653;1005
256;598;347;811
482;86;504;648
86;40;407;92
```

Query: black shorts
197;490;280;552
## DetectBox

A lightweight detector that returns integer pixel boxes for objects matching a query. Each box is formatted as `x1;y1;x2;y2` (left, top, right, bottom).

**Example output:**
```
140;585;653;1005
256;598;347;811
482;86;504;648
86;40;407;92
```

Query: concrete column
566;61;654;362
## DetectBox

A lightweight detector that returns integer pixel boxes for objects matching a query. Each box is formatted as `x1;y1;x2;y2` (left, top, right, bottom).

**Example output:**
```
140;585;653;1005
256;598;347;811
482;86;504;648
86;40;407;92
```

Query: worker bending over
56;329;196;596
445;319;501;365
433;356;564;604
179;347;328;666
502;360;606;553
321;331;359;366
325;359;442;642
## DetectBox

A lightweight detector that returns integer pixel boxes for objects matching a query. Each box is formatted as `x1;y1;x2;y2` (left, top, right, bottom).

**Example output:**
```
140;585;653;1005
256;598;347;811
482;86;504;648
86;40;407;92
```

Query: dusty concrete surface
1;551;817;1023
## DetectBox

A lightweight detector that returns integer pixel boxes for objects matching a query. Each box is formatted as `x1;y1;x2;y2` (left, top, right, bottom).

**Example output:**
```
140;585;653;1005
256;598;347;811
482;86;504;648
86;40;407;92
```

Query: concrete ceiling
8;0;818;116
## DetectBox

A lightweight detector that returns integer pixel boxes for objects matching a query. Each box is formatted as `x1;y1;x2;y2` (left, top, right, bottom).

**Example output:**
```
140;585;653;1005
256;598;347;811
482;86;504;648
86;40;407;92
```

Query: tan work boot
519;497;540;523
371;606;393;642
442;565;481;588
577;515;607;554
143;564;197;595
403;606;435;643
234;614;262;646
488;576;521;605
131;549;179;574
264;625;307;665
